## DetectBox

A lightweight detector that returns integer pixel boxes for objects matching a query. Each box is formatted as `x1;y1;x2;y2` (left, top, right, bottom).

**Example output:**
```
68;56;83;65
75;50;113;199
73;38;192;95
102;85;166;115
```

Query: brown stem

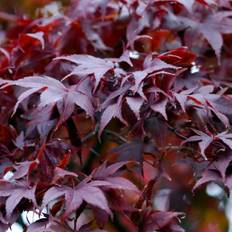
66;117;82;164
131;177;158;225
135;177;158;209
104;129;128;143
166;123;187;140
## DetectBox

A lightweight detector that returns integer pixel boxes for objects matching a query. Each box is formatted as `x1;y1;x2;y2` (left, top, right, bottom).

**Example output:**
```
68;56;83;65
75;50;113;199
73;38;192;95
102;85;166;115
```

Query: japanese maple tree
0;0;232;231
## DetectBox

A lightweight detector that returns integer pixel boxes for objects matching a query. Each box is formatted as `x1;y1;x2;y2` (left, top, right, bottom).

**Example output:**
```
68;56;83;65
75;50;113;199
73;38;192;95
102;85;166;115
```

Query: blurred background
0;0;69;16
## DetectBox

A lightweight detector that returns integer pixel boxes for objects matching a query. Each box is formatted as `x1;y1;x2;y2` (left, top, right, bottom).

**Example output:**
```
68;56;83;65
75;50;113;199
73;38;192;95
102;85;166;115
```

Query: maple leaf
167;10;232;63
156;0;195;12
0;180;37;218
197;11;232;63
99;95;128;136
150;98;169;120
130;56;178;94
158;47;196;67
82;21;112;51
184;130;232;160
126;14;151;48
13;131;25;150
141;209;185;232
193;150;232;190
19;32;45;50
118;49;133;67
91;161;139;192
1;0;232;230
183;129;213;160
174;85;230;126
97;53;180;134
43;180;111;218
215;131;232;149
52;167;78;183
27;219;72;232
12;160;38;180
43;161;138;218
55;55;115;91
126;96;144;119
25;105;57;139
0;75;94;120
111;139;157;175
27;219;48;232
174;87;196;112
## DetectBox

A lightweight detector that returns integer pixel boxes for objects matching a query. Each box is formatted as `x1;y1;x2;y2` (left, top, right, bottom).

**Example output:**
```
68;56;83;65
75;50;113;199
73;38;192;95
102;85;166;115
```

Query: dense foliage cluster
1;0;232;231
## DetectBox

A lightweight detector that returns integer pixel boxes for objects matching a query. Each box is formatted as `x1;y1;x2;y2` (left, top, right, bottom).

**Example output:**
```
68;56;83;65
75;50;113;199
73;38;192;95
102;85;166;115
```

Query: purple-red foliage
0;0;232;231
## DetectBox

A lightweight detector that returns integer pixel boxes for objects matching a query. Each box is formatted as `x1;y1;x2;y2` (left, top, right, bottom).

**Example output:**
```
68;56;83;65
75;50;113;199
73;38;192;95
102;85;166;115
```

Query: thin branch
81;139;102;174
66;117;82;164
104;129;128;143
81;124;98;143
166;123;187;140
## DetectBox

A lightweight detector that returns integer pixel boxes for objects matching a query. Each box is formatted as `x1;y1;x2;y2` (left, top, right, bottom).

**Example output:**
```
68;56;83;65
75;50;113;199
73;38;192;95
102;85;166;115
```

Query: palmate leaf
141;209;185;232
19;32;45;50
126;13;151;48
150;98;169;120
55;55;115;91
155;0;195;12
82;21;112;51
111;140;144;167
0;181;37;219
131;57;178;94
98;51;183;136
27;219;72;232
174;85;230;126
43;180;111;218
12;160;38;180
183;129;213;160
193;150;232;190
126;96;144;119
183;129;232;159
168;10;232;63
43;162;138;218
91;161;139;192
27;220;49;232
0;75;94;122
1;0;232;230
99;96;127;136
